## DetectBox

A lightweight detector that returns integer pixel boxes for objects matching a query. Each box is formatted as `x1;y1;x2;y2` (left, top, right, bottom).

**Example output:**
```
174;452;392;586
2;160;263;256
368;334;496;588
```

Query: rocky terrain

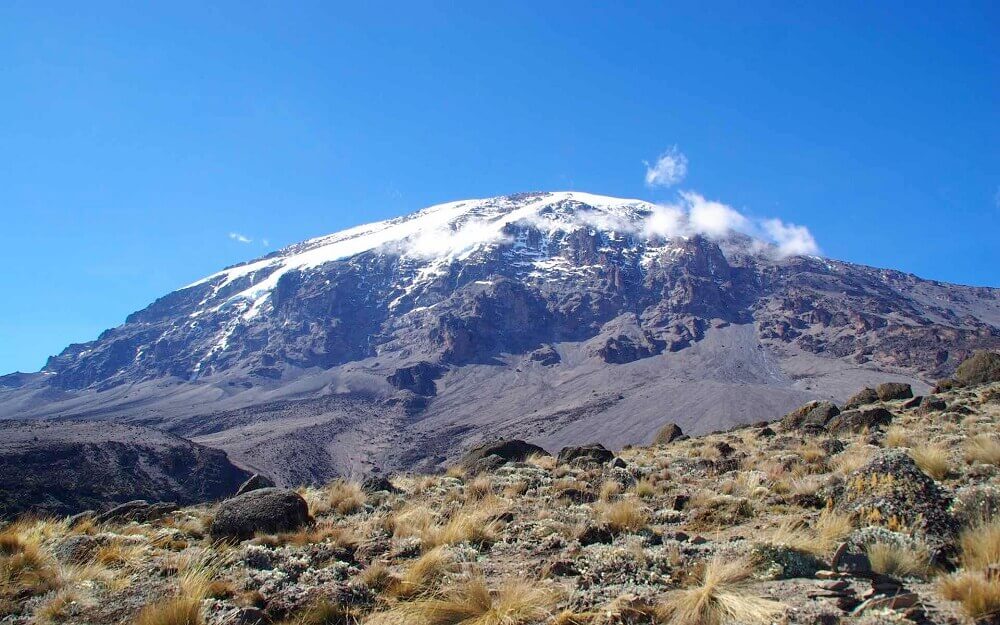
0;421;252;518
2;352;998;625
1;192;998;485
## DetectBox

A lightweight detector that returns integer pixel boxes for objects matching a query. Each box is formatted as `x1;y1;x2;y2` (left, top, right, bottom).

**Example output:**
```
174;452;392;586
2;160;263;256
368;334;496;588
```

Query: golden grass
134;598;203;625
371;577;558;625
0;529;61;607
466;476;494;500
959;519;1000;571
831;444;873;475
525;453;556;471
286;599;360;625
393;546;456;599
598;480;622;502
325;480;367;516
866;542;935;580
34;588;83;623
633;478;660;499
964;434;1000;465
391;498;506;551
908;444;951;480
657;558;784;625
884;426;912;448
939;571;1000;621
94;540;147;569
596;498;650;534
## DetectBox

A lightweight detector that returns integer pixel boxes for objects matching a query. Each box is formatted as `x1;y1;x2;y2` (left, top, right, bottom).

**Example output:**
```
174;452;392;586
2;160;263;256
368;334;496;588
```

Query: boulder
836;450;954;558
557;444;615;465
458;439;548;472
781;401;840;430
654;423;684;445
235;473;276;497
52;534;103;564
94;500;178;524
955;350;1000;386
361;475;399;494
210;488;310;540
845;387;878;409
386;362;445;396
825;407;894;434
875;382;913;401
917;396;947;414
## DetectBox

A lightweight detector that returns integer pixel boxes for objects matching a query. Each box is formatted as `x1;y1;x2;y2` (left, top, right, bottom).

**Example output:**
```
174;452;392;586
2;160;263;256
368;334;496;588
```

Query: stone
876;382;913;401
845;387;878;409
852;593;919;614
52;534;102;564
210;488;311;540
557;443;615;465
782;401;840;430
360;475;399;494
235;473;276;497
577;524;615;546
825;407;894;434
654;423;684;445
458;439;549;472
955;350;1000;386
917;396;947;414
94;500;178;524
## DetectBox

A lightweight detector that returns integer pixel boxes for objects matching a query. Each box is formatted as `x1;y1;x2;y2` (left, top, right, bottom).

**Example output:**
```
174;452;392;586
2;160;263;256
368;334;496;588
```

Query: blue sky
1;2;997;375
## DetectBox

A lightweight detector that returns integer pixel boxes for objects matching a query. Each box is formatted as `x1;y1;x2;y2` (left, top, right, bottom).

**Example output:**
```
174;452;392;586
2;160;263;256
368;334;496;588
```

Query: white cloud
228;232;252;244
644;147;688;188
682;191;750;237
761;218;819;256
642;204;686;238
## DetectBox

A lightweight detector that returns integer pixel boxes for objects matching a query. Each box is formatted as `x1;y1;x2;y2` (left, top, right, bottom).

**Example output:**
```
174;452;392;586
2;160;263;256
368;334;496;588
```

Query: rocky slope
2;366;998;625
2;192;998;483
0;420;252;518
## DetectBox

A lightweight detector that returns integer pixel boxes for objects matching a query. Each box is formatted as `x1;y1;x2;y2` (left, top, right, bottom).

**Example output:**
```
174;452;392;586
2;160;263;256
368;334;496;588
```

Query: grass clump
134;598;203;625
371;577;558;625
597;499;650;534
866;541;935;580
657;558;784;625
909;444;951;480
939;572;1000;622
959;518;1000;571
965;434;1000;466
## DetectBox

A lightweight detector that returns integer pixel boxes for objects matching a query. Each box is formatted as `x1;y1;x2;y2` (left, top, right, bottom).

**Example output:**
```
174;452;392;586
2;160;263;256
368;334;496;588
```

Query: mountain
2;191;998;484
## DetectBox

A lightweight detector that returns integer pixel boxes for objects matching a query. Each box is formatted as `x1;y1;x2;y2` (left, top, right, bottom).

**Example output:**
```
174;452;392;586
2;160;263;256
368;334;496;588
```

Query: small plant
657;558;784;625
884;426;912;448
959;518;1000;571
134;598;202;625
597;498;650;534
938;571;1000;621
866;541;935;579
371;576;558;625
909;444;951;480
965;434;1000;466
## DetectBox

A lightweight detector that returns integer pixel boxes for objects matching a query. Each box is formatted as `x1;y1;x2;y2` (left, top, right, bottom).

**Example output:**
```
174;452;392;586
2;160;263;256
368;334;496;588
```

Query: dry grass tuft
866;541;935;579
526;453;556;471
909;444;951;480
831;445;874;475
938;571;1000;621
134;598;203;625
964;434;1000;466
633;478;660;499
597;498;650;534
371;577;558;625
884;426;912;448
657;558;784;625
393;546;456;598
959;519;1000;571
288;599;360;625
325;480;367;516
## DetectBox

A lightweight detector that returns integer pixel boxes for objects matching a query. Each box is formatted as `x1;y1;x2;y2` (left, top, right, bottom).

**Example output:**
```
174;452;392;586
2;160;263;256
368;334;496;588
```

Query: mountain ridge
2;191;998;483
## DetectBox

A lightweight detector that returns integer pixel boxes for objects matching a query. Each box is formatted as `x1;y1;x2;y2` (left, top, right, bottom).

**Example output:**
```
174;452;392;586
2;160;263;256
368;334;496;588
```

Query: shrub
657;558;784;625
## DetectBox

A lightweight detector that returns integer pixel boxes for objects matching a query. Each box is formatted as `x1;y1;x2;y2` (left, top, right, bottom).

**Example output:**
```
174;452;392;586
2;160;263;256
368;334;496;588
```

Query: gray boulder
845;387;878;409
654;423;684;445
955;350;1000;386
826;407;894;434
557;443;614;465
210;488;310;540
235;473;276;497
781;401;840;430
876;382;913;401
458;439;548;472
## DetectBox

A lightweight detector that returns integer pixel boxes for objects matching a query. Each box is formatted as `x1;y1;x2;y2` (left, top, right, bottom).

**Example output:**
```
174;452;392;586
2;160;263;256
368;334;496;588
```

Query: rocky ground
2;353;999;625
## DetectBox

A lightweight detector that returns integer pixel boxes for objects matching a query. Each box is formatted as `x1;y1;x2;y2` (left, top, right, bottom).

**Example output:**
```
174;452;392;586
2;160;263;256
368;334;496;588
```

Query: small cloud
682;191;750;237
644;147;688;188
261;238;270;247
228;232;252;244
762;218;820;256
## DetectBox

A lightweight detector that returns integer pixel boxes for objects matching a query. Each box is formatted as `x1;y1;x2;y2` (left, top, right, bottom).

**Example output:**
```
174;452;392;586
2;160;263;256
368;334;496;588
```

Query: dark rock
609;456;628;470
360;475;399;494
714;441;736;458
671;494;690;511
386;361;445;396
782;401;840;429
826;407;894;434
832;542;873;576
876;382;913;401
236;473;276;497
458;439;548;472
821;439;847;455
757;426;776;438
845;387;879;409
66;510;95;528
917;396;947;414
902;396;923;409
470;454;507;475
577;524;615;546
557;444;614;465
94;500;178;524
210;488;311;540
52;534;103;564
528;345;561;366
557;487;596;504
955;350;1000;386
654;423;684;445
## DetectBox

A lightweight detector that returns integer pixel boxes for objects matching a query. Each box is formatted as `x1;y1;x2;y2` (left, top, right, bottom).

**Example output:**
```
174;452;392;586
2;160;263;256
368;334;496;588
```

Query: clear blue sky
1;2;997;375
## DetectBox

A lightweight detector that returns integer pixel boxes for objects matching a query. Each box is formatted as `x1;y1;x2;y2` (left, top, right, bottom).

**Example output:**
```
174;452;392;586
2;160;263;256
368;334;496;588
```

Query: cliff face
0;420;253;518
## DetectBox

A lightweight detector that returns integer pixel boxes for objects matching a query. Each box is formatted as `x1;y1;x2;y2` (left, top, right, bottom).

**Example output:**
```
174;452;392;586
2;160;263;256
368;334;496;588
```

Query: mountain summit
2;192;998;483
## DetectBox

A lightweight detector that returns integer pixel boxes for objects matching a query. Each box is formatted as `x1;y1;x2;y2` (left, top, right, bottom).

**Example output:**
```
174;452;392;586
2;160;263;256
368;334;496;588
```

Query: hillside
2;363;998;624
